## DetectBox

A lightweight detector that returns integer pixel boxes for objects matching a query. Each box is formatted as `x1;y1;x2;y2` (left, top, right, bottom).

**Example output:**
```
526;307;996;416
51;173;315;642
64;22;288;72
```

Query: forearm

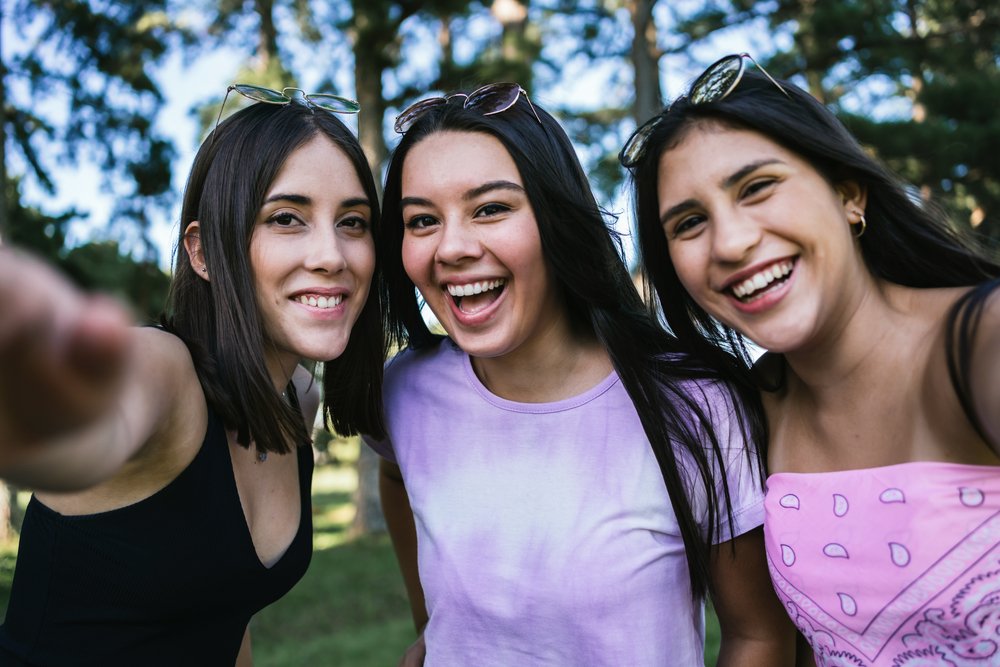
710;528;796;666
716;634;795;667
378;458;428;631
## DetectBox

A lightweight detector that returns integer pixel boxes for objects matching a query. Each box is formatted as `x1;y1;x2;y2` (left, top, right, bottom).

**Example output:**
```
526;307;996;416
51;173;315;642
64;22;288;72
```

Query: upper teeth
447;279;506;297
298;294;344;309
731;261;794;298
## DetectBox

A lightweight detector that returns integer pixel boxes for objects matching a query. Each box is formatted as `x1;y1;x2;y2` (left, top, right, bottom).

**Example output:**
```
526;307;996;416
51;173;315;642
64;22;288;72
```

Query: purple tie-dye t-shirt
364;339;764;666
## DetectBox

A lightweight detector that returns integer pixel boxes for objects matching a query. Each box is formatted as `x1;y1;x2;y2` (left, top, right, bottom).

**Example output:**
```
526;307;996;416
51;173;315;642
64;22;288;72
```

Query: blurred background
1;1;998;664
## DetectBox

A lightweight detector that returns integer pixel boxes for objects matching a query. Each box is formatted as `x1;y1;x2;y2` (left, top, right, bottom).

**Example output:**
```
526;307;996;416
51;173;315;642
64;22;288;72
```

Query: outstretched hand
0;247;132;458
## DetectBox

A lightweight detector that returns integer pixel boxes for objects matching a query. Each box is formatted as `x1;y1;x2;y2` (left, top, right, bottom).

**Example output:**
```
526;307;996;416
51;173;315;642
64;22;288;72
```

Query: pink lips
723;257;797;315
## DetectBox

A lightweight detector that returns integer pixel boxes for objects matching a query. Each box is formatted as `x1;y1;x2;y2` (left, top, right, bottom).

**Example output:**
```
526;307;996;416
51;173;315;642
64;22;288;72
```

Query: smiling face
656;123;869;353
250;134;375;384
399;130;567;362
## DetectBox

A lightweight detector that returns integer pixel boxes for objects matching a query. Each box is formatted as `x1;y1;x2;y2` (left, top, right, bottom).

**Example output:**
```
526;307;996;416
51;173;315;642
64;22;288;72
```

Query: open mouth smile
728;259;795;303
446;278;506;314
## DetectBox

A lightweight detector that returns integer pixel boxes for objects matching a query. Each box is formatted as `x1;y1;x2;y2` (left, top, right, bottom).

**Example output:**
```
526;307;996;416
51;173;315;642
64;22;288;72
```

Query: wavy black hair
165;101;387;454
627;70;1000;440
380;91;768;600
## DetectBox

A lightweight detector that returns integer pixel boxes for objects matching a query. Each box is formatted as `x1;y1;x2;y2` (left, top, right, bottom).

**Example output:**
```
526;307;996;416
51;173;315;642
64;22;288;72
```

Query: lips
446;278;506;314
726;259;795;303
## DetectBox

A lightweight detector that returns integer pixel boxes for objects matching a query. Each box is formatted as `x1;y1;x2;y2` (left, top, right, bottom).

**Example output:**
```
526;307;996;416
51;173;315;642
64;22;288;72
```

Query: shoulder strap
945;278;1000;449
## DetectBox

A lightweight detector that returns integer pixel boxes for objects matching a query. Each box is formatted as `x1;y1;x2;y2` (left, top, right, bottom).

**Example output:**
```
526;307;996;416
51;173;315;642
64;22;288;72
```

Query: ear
835;180;868;223
183;221;209;282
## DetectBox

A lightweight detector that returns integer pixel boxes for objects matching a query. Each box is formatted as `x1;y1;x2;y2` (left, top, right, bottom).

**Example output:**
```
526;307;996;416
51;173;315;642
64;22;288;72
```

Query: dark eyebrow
264;194;371;209
265;193;310;205
721;159;784;189
659;159;786;227
400;181;525;210
660;199;700;227
463;180;524;201
400;196;432;209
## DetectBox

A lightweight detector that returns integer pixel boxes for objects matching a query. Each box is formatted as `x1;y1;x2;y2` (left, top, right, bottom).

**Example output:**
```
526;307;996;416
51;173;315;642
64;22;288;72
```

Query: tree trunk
629;0;662;124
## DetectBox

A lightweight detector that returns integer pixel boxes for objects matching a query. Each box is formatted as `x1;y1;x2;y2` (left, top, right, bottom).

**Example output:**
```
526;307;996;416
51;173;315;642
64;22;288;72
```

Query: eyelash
475;202;510;217
742;178;776;198
267;211;302;227
404;214;437;230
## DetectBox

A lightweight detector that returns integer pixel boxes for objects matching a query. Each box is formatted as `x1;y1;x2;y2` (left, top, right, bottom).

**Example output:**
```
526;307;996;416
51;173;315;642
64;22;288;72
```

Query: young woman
625;54;1000;666
0;88;386;665
365;83;795;665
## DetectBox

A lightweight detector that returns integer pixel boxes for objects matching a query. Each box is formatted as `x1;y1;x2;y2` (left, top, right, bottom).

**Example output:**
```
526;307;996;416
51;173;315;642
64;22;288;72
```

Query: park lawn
0;441;722;665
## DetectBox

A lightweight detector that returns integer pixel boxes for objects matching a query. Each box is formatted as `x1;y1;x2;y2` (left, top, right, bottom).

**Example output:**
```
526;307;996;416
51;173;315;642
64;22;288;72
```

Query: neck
470;327;612;403
782;281;915;400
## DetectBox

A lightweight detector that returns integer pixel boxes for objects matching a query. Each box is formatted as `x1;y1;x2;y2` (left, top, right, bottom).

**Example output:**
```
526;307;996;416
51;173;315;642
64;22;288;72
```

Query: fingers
0;248;133;448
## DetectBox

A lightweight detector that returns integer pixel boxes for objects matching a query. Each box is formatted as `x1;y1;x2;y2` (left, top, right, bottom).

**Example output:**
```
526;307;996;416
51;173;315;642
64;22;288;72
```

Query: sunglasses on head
212;83;360;139
393;82;542;134
618;53;789;168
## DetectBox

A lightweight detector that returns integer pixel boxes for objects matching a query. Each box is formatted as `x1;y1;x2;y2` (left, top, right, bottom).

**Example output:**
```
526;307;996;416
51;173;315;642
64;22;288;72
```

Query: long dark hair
628;70;1000;435
165;101;387;454
381;93;767;600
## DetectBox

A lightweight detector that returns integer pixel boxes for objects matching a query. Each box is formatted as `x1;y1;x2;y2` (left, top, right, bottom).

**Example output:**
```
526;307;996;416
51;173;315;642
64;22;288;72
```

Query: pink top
764;461;1000;666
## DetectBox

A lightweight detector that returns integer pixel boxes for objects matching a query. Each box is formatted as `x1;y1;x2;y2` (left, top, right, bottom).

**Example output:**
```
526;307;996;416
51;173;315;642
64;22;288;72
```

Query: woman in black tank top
0;88;387;665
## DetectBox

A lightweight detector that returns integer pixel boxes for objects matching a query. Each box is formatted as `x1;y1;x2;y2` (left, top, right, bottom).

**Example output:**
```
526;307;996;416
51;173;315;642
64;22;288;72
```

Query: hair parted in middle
165;100;388;454
380;88;768;600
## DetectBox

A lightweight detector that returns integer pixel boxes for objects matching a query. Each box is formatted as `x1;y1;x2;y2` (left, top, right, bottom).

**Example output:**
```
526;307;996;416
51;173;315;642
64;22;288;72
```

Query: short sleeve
680;380;765;544
361;432;397;465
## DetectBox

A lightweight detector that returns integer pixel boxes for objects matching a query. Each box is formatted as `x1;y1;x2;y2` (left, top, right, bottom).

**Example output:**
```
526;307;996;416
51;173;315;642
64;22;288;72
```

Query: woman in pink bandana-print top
626;57;1000;666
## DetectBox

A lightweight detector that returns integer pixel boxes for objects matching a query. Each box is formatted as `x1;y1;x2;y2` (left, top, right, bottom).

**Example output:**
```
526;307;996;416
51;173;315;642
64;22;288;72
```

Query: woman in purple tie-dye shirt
364;83;797;666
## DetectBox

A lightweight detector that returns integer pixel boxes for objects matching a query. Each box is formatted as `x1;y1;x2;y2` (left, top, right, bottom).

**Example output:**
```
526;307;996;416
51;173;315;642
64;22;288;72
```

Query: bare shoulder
918;281;1000;458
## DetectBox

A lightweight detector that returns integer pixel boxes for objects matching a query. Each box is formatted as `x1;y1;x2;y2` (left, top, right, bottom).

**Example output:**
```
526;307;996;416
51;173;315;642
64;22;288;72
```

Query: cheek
400;236;429;286
666;242;705;297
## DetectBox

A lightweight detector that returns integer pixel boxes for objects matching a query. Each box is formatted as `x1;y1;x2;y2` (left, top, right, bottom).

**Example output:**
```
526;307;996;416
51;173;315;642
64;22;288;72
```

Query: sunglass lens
619;118;658;167
233;84;289;103
394;97;447;133
465;83;521;115
308;94;361;114
689;56;743;105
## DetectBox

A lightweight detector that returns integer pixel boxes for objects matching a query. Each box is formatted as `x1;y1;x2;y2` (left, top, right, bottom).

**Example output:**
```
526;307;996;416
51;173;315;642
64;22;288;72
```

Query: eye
266;211;303;227
670;213;706;239
741;177;777;199
404;214;438;230
474;203;510;218
338;215;370;233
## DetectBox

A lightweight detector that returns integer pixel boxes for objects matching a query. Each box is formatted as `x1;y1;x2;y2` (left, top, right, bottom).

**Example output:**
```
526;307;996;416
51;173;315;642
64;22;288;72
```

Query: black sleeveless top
0;407;314;666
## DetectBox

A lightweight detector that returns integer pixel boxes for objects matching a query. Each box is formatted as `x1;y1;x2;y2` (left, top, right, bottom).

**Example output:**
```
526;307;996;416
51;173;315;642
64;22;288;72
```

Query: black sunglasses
619;53;789;168
393;82;542;134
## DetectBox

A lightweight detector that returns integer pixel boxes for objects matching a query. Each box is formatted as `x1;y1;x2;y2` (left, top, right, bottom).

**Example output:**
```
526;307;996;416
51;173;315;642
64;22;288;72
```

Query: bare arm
0;247;190;490
709;527;797;666
379;458;428;632
235;627;253;666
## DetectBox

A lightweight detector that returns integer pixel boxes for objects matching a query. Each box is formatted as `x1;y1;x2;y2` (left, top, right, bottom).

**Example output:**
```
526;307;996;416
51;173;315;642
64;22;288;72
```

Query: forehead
657;124;797;190
402;131;522;193
268;134;363;194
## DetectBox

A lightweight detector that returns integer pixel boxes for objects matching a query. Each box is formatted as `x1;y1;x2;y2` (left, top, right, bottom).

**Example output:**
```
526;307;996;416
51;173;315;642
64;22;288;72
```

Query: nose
305;226;347;274
710;211;762;264
435;219;482;265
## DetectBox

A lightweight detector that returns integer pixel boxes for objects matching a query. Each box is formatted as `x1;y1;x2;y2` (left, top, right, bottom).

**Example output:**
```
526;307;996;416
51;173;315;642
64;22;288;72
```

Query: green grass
0;443;722;665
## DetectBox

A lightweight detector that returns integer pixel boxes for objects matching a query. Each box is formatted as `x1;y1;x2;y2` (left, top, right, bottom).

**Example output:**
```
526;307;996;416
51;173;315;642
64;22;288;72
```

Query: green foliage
4;0;183;255
61;241;171;322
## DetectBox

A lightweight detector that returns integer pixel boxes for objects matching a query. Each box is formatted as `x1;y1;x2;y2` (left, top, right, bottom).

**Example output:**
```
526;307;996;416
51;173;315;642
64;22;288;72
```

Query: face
656;124;868;353
249;134;375;383
399;131;565;361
